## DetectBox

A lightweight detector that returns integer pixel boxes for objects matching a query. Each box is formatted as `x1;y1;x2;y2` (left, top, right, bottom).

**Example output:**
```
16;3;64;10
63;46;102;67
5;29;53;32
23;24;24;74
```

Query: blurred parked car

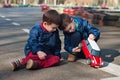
41;4;50;12
3;4;12;8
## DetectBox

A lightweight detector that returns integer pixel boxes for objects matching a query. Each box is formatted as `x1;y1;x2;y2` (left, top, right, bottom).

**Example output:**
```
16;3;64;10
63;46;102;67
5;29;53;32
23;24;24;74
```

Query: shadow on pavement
61;49;120;67
100;49;120;63
100;49;120;67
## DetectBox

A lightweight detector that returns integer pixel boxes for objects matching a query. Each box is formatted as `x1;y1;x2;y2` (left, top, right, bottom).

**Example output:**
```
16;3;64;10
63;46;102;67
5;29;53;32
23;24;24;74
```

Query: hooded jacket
24;24;61;58
63;16;100;53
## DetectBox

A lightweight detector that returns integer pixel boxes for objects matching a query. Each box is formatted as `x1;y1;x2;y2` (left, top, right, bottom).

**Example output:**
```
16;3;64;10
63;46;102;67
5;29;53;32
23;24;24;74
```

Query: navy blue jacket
24;24;61;58
63;16;100;53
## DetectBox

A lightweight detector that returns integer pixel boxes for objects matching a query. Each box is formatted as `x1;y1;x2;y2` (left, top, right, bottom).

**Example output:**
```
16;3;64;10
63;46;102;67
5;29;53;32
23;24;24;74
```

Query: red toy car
80;39;103;68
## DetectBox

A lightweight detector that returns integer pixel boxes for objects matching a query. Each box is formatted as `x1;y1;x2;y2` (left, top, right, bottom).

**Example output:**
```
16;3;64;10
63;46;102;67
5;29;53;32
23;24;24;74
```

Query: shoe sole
26;59;37;70
67;54;76;62
11;62;16;71
26;59;34;69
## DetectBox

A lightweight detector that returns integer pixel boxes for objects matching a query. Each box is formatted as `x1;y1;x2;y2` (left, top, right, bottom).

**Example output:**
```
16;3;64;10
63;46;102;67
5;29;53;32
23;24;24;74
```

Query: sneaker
26;59;37;70
67;54;76;62
11;59;25;71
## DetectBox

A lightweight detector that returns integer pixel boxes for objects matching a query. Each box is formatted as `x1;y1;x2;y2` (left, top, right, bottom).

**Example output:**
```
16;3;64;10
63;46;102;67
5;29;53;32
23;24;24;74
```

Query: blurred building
0;0;120;7
0;0;43;5
65;0;120;7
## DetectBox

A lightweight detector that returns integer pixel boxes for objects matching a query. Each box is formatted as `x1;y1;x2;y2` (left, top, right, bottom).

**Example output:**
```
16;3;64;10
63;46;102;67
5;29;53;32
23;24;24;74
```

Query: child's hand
88;34;95;40
37;51;47;60
72;47;81;52
60;58;65;61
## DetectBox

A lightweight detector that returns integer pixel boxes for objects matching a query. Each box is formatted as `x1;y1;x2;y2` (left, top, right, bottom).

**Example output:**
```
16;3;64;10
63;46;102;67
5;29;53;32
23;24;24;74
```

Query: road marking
101;77;120;80
77;60;120;77
22;29;30;34
12;22;20;26
99;61;120;77
1;16;5;18
5;18;11;21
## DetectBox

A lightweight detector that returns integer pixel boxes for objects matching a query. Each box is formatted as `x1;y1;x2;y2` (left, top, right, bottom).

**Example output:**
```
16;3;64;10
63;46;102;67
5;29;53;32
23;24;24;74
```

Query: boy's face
43;22;58;32
64;22;75;33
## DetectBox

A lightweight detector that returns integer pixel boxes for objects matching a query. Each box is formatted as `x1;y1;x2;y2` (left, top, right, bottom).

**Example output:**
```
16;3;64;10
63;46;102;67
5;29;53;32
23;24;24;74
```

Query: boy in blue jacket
59;14;100;62
11;10;63;71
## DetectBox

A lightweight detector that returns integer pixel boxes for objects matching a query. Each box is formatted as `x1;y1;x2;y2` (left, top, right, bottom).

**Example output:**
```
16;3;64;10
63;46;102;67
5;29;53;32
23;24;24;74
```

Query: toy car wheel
86;58;91;65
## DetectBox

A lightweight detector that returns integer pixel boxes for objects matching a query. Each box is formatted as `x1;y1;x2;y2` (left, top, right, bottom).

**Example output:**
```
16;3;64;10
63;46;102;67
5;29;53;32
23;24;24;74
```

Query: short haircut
59;14;72;30
43;10;61;25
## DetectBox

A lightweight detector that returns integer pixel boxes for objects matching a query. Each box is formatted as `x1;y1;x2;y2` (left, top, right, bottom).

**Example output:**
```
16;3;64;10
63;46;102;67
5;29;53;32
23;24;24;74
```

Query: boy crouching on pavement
11;10;64;71
59;14;100;62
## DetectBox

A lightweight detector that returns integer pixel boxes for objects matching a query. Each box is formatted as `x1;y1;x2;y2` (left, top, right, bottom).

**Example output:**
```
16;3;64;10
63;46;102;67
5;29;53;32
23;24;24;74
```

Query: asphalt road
0;7;120;80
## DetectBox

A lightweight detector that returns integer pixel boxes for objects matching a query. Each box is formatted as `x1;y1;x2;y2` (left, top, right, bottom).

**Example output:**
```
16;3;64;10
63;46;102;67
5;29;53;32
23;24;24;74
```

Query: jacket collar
40;22;48;32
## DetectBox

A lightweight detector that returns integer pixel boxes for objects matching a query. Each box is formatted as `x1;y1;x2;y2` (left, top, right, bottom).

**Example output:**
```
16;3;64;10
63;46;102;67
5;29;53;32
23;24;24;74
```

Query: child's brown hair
59;14;72;30
43;10;61;25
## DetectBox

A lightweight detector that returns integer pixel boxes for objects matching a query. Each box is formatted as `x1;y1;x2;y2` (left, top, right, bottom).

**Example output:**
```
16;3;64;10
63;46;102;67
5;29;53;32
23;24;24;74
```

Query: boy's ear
43;21;48;26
